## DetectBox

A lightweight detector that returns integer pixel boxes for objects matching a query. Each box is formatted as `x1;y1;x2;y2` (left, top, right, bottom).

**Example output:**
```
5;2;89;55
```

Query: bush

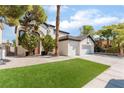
41;35;55;55
106;46;119;53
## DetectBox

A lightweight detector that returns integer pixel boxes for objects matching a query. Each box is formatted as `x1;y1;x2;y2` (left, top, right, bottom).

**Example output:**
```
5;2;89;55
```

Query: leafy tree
80;25;94;36
55;5;60;56
19;5;47;32
111;23;124;55
41;35;55;55
0;6;30;26
0;6;30;55
18;6;47;55
19;32;40;55
96;25;115;48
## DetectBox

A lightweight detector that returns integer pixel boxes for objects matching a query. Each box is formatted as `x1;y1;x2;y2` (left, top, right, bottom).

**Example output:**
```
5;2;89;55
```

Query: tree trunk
15;26;18;56
120;47;123;56
107;38;109;48
55;5;60;56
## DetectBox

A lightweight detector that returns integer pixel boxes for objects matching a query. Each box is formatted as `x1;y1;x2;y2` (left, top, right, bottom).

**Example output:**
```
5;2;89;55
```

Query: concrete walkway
81;54;124;88
0;56;73;70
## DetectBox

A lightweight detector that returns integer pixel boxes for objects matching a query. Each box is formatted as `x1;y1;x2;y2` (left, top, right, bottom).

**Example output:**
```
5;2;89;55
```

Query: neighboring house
95;39;112;48
0;21;3;46
0;28;2;46
59;35;95;56
15;23;95;56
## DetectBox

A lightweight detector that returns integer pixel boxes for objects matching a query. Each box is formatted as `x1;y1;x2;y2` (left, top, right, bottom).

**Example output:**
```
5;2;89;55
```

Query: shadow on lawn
105;79;124;88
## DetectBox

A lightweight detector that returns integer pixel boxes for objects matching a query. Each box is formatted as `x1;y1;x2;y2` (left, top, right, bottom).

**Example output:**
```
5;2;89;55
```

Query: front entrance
34;32;40;55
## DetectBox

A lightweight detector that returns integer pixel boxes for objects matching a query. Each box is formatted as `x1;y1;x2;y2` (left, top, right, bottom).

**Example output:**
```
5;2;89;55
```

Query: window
87;38;89;44
19;30;24;37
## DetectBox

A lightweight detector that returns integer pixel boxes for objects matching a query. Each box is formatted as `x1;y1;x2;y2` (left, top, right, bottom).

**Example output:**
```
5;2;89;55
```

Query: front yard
0;58;109;88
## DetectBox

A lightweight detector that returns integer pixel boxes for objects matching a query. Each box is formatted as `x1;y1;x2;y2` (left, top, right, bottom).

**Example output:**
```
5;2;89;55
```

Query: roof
59;35;95;43
16;23;69;34
54;29;70;34
44;23;70;34
43;23;55;27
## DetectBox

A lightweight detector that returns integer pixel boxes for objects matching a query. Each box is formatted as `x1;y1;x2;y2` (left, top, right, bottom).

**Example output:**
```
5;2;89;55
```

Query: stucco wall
68;40;80;56
17;46;28;56
79;37;94;56
59;40;68;56
0;29;2;46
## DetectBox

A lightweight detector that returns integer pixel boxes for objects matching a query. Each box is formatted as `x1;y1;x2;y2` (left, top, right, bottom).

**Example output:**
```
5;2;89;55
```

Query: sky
3;5;124;42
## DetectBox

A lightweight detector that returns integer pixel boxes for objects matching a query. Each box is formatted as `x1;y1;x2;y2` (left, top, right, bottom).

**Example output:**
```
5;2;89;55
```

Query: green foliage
41;35;55;54
19;5;47;31
96;26;114;40
96;23;124;54
0;5;30;26
12;39;16;47
19;32;40;55
80;25;94;36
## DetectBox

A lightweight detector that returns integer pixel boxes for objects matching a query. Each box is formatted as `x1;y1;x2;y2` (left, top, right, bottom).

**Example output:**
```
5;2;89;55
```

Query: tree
41;35;55;55
18;6;47;55
80;25;94;36
0;6;30;56
19;32;40;55
112;23;124;55
55;5;60;56
0;6;30;26
19;5;47;32
96;25;115;48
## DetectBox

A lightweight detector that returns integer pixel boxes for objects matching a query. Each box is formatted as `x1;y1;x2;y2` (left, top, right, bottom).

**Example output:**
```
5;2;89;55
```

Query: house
59;35;95;56
95;39;112;48
15;23;69;56
15;23;95;56
0;21;3;46
0;28;2;46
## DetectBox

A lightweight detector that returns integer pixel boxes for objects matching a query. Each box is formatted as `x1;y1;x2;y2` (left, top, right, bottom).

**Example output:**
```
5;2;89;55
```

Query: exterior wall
79;37;94;56
0;28;2;46
59;40;68;56
68;40;80;56
17;46;28;56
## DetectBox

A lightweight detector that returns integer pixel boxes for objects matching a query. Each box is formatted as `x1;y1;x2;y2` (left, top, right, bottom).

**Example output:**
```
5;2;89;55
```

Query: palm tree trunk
55;5;60;56
15;26;18;56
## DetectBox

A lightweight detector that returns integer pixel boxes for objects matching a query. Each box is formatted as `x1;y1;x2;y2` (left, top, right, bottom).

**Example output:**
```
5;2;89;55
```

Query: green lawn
0;58;109;88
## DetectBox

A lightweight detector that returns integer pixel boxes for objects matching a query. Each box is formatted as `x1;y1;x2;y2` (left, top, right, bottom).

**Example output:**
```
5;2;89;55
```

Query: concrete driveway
81;54;124;88
0;56;73;70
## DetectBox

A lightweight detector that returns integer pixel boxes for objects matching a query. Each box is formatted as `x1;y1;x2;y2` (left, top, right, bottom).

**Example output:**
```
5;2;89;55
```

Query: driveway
81;54;124;88
0;56;73;70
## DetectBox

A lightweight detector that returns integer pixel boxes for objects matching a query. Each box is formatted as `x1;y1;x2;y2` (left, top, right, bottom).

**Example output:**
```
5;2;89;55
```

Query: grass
0;58;109;88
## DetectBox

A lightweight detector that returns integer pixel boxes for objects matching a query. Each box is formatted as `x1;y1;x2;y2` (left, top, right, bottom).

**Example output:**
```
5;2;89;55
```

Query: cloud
49;9;124;31
44;5;69;13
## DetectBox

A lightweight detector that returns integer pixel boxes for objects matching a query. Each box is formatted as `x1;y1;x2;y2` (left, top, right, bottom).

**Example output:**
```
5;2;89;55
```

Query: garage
59;35;95;56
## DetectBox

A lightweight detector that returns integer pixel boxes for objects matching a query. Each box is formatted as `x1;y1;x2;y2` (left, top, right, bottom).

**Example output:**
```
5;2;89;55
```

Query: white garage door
81;45;93;54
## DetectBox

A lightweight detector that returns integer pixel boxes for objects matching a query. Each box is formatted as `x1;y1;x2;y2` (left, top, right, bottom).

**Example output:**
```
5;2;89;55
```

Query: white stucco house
15;23;95;56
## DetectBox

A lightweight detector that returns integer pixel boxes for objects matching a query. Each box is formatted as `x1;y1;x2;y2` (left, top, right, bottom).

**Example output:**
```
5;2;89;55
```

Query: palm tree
55;5;60;56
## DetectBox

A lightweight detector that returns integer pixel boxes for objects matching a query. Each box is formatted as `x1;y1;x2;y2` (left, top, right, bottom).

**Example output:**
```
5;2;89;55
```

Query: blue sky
3;5;124;42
